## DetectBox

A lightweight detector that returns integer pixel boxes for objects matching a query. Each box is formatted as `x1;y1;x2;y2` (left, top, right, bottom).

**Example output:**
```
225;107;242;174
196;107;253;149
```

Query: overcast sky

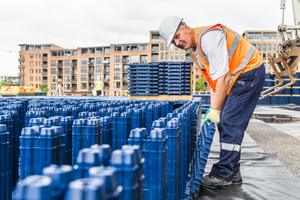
0;0;295;76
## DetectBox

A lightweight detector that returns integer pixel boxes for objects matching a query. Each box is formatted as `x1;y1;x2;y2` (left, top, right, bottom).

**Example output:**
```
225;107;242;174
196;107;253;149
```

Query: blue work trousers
210;63;265;182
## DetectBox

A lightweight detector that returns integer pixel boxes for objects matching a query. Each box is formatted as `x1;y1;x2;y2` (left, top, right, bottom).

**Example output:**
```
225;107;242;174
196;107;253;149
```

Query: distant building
0;75;19;83
242;30;293;74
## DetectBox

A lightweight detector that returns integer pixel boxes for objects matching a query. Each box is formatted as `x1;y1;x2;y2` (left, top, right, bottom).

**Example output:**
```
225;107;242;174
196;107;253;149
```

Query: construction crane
260;0;300;100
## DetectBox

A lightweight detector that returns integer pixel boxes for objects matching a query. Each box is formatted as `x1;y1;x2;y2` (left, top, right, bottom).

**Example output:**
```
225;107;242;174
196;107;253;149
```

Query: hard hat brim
166;18;183;47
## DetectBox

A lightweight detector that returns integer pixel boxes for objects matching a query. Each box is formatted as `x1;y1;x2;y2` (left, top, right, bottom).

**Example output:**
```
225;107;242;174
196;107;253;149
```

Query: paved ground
247;105;300;179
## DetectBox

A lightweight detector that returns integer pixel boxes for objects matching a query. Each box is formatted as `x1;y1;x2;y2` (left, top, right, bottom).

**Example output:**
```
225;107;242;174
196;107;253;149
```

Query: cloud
0;0;295;75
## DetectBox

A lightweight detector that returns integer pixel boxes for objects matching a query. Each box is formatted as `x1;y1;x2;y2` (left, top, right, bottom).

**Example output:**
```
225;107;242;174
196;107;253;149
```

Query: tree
39;84;49;94
0;78;14;88
195;77;207;91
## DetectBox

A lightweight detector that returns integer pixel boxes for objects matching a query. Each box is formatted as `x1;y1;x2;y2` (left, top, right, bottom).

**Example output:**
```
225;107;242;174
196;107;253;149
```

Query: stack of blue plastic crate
128;62;159;95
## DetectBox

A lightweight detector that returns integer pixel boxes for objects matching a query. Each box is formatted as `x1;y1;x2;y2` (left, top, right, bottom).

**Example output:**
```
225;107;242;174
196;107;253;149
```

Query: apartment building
242;30;293;73
0;75;19;83
18;43;150;96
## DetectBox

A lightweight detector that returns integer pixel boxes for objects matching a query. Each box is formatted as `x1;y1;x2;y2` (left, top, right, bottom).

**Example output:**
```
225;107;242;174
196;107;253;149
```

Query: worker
94;77;103;96
159;17;265;189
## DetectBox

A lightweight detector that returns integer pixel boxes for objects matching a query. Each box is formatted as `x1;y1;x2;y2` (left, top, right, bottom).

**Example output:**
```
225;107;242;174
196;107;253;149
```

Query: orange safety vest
191;24;262;95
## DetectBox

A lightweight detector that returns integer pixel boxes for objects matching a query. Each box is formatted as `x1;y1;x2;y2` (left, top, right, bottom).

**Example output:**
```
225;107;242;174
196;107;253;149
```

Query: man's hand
204;107;220;125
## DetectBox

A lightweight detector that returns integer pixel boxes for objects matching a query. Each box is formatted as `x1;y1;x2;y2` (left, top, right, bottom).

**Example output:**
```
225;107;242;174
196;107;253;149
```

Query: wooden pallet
130;95;193;101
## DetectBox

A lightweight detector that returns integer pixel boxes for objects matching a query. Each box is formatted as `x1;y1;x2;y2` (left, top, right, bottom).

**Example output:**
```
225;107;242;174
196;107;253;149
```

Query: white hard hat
159;16;183;47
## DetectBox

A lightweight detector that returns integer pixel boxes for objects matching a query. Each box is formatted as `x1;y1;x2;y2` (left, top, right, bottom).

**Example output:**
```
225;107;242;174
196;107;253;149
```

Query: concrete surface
247;105;300;179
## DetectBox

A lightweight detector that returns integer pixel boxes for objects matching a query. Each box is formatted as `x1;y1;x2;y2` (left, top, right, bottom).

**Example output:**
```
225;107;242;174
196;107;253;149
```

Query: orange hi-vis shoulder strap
192;24;262;94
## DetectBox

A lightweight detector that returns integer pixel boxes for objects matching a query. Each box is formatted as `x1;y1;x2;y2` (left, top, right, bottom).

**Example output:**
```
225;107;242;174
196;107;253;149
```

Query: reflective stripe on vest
192;24;262;94
221;142;241;152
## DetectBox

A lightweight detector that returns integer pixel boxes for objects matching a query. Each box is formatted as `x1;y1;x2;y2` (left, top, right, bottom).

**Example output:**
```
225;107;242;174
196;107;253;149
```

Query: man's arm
211;71;231;111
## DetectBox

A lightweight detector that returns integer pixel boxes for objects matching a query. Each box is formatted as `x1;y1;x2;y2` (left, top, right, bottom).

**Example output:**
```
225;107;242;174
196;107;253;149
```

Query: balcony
42;64;48;68
58;71;63;75
122;86;128;89
88;62;94;65
18;80;24;84
71;72;77;75
103;60;110;65
88;71;94;74
151;47;159;52
42;72;47;76
122;67;129;72
141;59;147;63
64;87;71;91
104;79;110;82
71;87;77;91
42;80;47;83
122;77;128;81
72;63;77;67
88;78;94;82
18;72;25;76
104;70;110;73
151;56;159;61
42;57;48;60
88;87;93;90
58;63;63;67
122;59;129;63
18;58;25;62
18;65;25;69
103;86;110;90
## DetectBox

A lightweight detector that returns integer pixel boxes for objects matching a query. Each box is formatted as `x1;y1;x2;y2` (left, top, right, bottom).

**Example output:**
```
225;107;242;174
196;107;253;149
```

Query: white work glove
204;107;220;125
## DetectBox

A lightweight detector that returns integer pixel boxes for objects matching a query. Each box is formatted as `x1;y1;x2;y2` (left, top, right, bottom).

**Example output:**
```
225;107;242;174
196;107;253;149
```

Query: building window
273;53;276;58
165;53;169;60
175;46;178;51
140;56;147;63
196;68;199;72
36;77;38;81
170;53;174;60
39;77;41;81
65;68;70;74
273;44;276;51
51;60;56;67
35;69;38;73
30;54;34;58
123;73;128;80
263;44;266;51
196;75;199;79
104;74;110;81
81;66;87;73
30;69;34;73
51;84;56;90
160;53;164;60
36;61;38;66
96;57;102;64
64;84;70;90
165;44;169;51
30;77;33;81
114;82;120;89
263;32;276;40
114;73;120;80
268;44;271;51
263;53;266;60
104;47;110;53
81;83;87;89
248;32;261;39
81;58;87;65
64;76;70;82
51;68;56;74
160;44;164;51
267;63;271;70
96;74;102;81
30;62;34;66
39;61;41;66
114;56;121;63
51;76;56;82
175;53;179;60
114;65;121;71
81;75;87;81
131;55;138;62
257;44;261;51
180;53;184;60
96;66;102;73
65;60;70;66
170;44;174;51
139;45;147;51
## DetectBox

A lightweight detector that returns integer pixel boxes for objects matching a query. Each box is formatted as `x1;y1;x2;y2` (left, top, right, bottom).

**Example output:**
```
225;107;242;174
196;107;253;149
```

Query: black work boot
232;170;243;185
201;175;232;189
